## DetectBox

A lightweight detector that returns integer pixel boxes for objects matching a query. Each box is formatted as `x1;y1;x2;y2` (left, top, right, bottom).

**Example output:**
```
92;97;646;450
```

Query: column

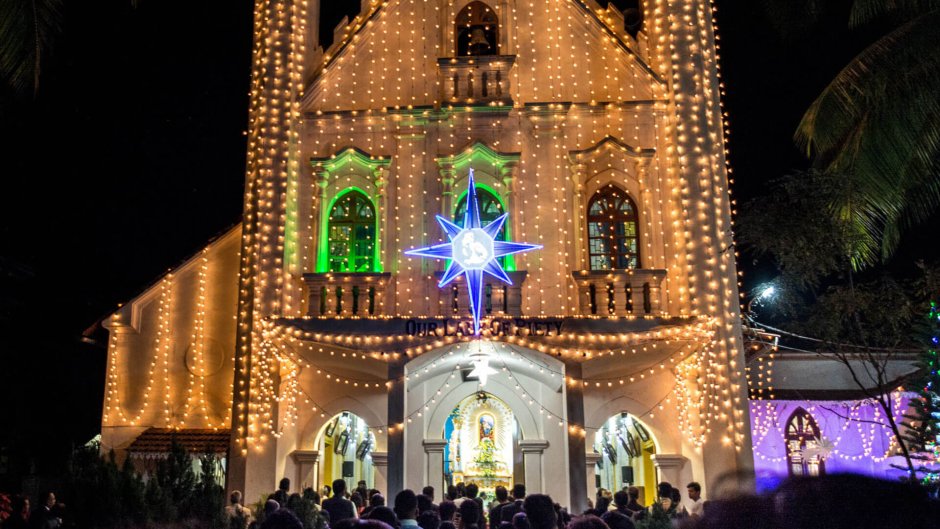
440;164;457;221
314;166;331;272
569;163;587;271
564;361;587;514
585;453;601;501
651;454;688;489
372;452;389;495
387;359;405;498
290;450;320;491
519;440;550;493
374;167;389;272
423;439;448;494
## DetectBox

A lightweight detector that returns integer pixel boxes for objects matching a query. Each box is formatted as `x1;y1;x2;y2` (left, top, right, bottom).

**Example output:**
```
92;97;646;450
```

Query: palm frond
849;0;940;27
796;10;940;265
0;0;63;96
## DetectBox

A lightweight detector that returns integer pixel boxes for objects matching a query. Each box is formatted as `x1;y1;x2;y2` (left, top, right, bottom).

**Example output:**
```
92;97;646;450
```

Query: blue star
405;169;541;335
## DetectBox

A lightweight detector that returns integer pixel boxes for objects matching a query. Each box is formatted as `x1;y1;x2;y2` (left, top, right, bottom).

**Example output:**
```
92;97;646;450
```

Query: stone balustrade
437;55;516;106
303;272;392;317
571;269;666;316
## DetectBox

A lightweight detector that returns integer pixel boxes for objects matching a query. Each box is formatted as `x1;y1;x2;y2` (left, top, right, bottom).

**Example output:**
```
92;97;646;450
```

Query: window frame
785;408;826;477
325;189;379;273
585;185;641;271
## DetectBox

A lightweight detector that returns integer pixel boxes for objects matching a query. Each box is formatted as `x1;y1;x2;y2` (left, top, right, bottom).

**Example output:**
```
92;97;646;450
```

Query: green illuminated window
328;191;376;272
587;186;639;270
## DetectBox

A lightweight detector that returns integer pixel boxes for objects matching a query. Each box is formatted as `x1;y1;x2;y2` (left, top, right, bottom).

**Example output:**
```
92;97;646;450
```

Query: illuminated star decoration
405;169;541;335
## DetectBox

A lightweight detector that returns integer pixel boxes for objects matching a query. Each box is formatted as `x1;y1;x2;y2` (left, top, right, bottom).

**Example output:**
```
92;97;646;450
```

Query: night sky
0;0;922;486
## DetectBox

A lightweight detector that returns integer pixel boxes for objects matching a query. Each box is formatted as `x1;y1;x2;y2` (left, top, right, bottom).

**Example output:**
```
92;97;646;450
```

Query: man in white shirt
686;482;704;519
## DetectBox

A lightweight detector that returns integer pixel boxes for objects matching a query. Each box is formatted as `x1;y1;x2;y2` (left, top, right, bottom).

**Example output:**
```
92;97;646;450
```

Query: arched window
327;190;377;272
455;2;499;56
587;185;639;270
785;408;825;477
454;187;505;238
456;186;506;271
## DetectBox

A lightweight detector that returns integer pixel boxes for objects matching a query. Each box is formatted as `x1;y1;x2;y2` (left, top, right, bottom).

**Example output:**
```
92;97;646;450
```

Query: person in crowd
521;494;555;529
668;488;686;518
599;511;634;529
417;494;434;515
623;488;643;519
265;500;282;516
438;500;458;529
357;481;370;502
488;486;509;529
394;489;421;529
5;495;30;529
418;510;442;529
446;486;458;502
352;492;366;515
29;492;61;529
499;484;526;527
261;508;305;529
685;482;703;519
362;493;385;518
510;512;529;529
225;490;254;529
323;479;358;523
365;506;400;529
423;486;439;511
611;491;630;517
304;488;322;506
334;519;396;529
458;497;483;529
464;484;483;512
321;485;332;500
565;515;608;529
453;483;468;506
274;478;292;506
585;489;610;517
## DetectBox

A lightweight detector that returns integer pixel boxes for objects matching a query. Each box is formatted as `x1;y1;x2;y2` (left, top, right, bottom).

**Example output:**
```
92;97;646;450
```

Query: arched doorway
593;413;659;505
317;411;376;492
443;391;518;496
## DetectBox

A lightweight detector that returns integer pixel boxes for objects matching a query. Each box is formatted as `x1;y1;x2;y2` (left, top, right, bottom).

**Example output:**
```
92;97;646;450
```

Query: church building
98;0;758;510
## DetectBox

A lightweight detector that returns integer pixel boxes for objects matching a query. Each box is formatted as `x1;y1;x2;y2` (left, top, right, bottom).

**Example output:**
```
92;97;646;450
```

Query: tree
901;301;940;489
762;0;940;266
738;172;940;481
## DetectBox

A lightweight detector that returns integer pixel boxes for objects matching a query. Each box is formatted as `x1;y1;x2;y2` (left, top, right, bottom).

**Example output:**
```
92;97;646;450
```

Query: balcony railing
571;269;666;316
303;273;392;317
437;55;516;106
435;271;527;317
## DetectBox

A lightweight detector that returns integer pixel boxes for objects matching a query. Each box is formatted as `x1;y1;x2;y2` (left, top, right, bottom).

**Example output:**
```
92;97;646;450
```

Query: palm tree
793;0;940;267
0;0;63;97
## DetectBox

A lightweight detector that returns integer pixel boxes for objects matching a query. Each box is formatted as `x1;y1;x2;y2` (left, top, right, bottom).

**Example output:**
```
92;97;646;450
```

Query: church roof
127;428;231;458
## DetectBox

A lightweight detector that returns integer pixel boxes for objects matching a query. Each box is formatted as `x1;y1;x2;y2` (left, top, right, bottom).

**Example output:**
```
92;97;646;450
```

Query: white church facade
98;0;759;511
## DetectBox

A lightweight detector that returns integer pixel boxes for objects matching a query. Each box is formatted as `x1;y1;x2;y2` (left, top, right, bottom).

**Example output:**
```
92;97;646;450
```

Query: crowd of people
2;492;64;529
235;474;940;529
237;478;706;529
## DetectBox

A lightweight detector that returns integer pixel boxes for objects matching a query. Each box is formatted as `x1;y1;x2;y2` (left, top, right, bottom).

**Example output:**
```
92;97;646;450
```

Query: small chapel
98;0;759;510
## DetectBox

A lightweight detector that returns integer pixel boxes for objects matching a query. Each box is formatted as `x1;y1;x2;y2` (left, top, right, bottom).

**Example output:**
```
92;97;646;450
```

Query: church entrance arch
443;391;518;495
404;341;568;502
315;411;376;493
592;413;660;505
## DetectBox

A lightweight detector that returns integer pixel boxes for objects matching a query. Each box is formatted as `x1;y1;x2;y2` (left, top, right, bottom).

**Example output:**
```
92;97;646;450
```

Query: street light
746;283;777;317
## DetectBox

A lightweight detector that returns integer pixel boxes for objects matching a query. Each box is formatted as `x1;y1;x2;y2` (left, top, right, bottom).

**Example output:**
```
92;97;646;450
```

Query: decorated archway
315;411;377;492
443;391;518;495
593;413;660;505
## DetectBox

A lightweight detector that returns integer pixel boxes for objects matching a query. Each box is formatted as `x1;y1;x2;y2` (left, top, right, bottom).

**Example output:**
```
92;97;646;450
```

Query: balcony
437;55;516;106
435;270;527;317
303;273;392;317
571;269;666;316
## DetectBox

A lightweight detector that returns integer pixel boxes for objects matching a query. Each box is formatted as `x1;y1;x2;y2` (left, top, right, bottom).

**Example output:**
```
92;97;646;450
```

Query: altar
444;392;516;494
